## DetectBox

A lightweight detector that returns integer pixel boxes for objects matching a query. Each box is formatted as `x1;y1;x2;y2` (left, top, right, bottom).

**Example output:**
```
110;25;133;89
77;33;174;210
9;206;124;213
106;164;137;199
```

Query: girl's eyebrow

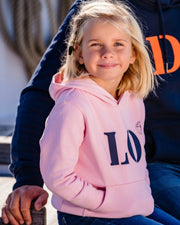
88;38;128;43
114;39;128;42
88;39;100;42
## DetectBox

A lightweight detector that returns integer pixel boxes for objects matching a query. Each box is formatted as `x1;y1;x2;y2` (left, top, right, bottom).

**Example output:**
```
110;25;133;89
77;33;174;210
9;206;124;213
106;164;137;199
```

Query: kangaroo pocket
84;179;154;218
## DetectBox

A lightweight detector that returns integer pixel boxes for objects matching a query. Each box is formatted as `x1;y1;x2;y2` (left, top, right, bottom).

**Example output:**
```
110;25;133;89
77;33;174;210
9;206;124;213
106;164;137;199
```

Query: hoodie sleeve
40;102;105;210
9;0;82;189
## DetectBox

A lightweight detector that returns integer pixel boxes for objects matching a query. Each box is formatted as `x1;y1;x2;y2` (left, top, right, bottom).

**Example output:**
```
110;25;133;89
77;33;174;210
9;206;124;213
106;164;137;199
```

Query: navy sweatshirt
10;0;180;189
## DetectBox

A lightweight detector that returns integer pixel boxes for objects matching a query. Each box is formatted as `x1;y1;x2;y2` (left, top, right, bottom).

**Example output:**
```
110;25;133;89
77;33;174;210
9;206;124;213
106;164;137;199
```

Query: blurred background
0;0;74;134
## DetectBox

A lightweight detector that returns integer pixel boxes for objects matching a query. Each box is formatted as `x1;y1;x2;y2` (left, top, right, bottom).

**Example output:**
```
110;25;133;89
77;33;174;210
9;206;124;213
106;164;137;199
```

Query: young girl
40;0;180;224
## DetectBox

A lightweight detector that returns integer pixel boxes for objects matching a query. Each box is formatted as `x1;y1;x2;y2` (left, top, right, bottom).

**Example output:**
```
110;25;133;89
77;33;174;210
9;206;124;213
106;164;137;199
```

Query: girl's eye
90;43;101;47
115;42;123;47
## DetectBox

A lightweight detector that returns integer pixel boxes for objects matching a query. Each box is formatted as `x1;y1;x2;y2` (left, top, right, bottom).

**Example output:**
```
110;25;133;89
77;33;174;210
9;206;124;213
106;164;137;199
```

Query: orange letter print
146;35;180;75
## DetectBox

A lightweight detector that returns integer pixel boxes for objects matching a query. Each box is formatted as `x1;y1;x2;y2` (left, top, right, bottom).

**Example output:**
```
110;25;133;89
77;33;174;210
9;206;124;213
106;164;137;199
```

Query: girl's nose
102;47;114;59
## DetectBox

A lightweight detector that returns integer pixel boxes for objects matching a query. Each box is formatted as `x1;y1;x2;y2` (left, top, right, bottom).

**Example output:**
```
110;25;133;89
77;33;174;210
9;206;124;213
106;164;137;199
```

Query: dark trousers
148;162;180;220
57;207;180;224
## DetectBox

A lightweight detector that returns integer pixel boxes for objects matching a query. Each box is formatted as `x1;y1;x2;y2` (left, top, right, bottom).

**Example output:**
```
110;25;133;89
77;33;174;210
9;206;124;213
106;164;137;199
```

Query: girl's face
78;20;136;98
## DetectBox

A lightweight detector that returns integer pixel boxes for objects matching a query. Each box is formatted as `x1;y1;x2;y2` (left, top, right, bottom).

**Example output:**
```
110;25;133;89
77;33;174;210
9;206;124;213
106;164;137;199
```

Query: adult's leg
147;162;180;220
149;207;180;225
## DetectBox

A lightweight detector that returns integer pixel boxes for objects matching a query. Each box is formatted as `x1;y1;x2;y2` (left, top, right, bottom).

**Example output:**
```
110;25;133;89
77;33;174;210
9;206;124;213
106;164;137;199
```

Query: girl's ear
79;56;84;65
129;48;136;64
75;45;84;65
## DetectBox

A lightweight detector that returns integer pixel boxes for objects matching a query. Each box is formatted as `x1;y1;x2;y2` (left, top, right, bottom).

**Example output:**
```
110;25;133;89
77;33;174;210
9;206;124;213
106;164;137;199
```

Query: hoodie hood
49;73;130;105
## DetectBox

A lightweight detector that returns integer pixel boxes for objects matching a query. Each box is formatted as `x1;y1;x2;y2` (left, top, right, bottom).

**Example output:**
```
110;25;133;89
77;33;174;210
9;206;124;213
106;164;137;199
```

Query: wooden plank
0;125;13;165
0;136;11;164
0;207;46;225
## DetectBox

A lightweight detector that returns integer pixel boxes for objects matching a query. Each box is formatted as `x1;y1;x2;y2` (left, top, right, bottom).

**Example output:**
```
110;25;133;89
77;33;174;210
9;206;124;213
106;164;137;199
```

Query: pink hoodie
40;73;154;218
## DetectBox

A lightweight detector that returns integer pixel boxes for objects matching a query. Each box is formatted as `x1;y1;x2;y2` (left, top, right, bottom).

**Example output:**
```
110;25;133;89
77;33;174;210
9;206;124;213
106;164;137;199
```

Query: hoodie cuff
12;166;44;190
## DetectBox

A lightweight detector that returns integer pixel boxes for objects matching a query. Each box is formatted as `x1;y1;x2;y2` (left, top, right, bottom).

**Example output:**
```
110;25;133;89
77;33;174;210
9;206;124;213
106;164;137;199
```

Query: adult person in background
1;0;180;224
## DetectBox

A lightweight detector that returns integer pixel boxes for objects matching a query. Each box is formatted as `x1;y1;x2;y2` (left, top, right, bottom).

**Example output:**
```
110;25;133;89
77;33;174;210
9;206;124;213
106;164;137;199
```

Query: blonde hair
60;0;155;98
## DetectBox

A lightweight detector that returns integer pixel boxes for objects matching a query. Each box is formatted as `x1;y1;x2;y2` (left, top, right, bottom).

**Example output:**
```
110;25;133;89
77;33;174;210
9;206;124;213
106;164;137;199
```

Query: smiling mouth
98;64;118;68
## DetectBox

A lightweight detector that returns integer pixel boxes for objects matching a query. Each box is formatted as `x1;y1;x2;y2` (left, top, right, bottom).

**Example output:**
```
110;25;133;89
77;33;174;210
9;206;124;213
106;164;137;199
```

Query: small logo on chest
136;121;142;135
